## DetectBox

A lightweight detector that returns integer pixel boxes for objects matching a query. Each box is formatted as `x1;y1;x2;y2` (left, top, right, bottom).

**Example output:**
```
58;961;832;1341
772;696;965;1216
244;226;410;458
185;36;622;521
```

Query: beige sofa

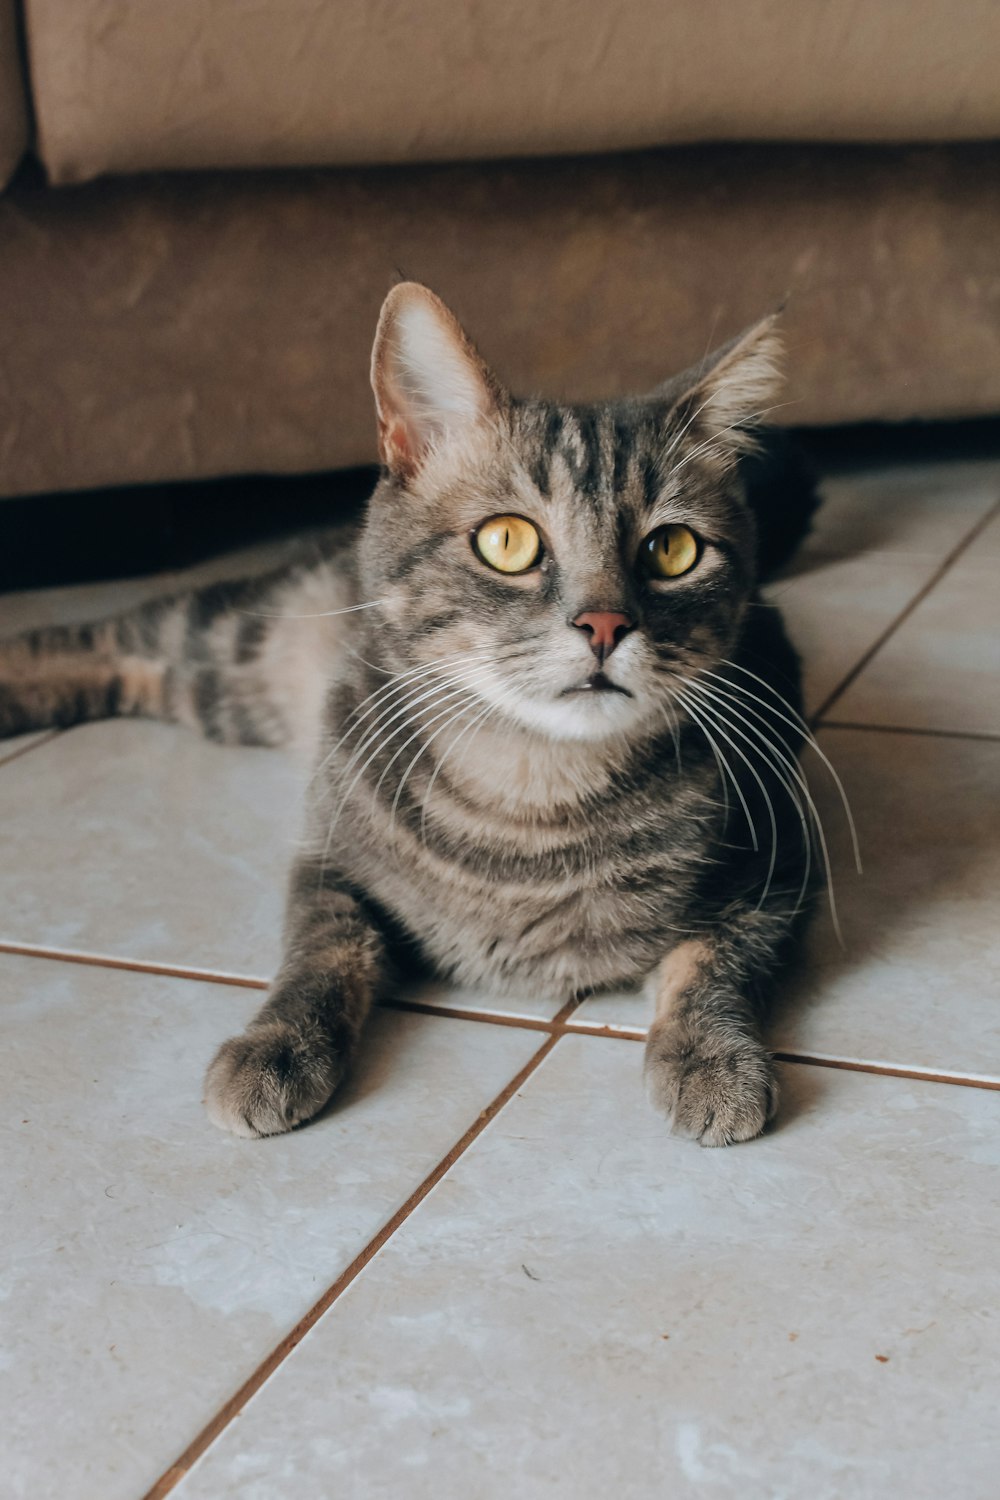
2;0;1000;501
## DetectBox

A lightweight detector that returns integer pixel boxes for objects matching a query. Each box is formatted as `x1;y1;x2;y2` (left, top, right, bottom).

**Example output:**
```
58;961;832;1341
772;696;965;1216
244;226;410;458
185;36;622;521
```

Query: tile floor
2;456;999;1499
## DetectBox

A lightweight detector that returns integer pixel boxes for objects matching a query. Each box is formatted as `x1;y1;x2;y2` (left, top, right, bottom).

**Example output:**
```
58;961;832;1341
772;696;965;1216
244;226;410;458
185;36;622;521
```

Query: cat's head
359;282;781;745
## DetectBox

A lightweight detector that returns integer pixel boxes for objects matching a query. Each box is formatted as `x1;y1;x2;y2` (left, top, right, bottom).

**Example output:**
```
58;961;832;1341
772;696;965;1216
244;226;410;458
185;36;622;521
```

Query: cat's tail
0;570;307;748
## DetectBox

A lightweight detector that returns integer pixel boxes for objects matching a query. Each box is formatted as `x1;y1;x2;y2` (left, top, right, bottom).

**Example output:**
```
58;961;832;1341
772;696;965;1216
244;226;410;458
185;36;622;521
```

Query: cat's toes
204;1021;347;1138
644;1023;778;1147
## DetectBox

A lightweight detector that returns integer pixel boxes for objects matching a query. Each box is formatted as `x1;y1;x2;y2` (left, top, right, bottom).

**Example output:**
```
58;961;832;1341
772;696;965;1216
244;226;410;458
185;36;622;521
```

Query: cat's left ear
371;283;503;480
661;316;784;454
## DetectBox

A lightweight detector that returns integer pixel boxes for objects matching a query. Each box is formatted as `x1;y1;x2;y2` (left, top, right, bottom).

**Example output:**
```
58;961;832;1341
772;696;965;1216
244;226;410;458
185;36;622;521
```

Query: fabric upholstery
0;0;28;189
24;0;1000;185
1;144;998;500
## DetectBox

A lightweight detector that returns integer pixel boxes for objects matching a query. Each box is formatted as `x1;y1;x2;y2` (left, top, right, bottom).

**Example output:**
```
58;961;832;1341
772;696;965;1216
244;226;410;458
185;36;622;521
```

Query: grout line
562;1022;1000;1093
772;1050;1000;1092
0;728;61;768
136;1037;998;1498
141;1000;577;1500
563;1019;646;1040
0;940;564;1031
568;1024;1000;1092
380;996;557;1034
0;940;268;990
809;494;1000;724
5;938;999;1093
817;719;1000;744
563;1020;1000;1092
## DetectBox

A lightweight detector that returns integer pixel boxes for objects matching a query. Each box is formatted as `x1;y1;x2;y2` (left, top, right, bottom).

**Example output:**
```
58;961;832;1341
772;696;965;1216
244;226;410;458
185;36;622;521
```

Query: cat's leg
204;858;387;1137
643;906;792;1147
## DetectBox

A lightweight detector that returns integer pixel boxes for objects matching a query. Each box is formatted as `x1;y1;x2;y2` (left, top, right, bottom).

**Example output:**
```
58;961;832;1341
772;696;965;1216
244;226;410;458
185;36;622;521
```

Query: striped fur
1;284;819;1146
0;535;357;753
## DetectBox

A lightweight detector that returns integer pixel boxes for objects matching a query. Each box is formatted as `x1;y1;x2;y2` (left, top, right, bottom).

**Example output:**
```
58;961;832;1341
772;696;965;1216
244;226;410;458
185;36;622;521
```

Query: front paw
644;1021;778;1147
204;1020;347;1138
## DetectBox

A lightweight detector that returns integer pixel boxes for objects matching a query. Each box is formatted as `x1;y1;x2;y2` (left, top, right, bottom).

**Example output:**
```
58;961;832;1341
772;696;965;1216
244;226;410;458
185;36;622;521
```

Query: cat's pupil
473;515;540;573
642;524;699;579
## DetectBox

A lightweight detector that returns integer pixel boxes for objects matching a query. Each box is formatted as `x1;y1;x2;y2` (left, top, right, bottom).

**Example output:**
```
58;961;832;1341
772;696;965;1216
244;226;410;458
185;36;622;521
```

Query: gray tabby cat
0;283;826;1146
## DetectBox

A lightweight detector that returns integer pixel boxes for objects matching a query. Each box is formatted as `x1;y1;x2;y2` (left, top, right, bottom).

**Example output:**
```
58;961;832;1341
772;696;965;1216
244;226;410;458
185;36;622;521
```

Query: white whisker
311;650;497;787
667;400;800;481
316;664;494;876
332;662;501;805
686;675;846;946
716;660;862;874
373;686;489;809
677;685;779;909
238;599;388;621
659;388;729;467
656;693;685;774
675;692;760;856
318;659;509;869
685;677;814;918
416;685;523;843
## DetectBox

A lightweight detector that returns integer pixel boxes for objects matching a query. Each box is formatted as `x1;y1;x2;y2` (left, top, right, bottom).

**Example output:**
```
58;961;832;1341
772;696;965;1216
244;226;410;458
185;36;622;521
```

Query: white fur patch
392;299;487;432
372;284;495;472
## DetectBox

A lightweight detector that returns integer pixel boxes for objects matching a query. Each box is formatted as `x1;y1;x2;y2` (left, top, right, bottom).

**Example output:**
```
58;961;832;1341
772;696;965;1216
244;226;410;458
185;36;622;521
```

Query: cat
0;282;828;1147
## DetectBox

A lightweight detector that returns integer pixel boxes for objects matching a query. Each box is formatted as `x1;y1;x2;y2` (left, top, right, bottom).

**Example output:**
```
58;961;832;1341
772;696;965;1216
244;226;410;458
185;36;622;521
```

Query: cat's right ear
371;283;502;481
654;316;785;459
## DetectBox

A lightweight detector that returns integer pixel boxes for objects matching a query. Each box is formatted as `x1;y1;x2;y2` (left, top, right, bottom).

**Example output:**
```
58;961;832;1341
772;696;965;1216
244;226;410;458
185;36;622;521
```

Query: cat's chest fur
322;715;719;998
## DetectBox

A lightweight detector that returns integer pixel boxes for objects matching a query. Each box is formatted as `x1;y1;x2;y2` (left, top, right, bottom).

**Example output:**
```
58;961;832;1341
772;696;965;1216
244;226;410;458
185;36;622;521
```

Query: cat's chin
504;690;653;744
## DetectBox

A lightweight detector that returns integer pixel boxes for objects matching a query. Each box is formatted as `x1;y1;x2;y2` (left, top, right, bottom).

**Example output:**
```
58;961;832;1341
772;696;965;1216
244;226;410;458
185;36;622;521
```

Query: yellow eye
473;515;542;574
641;524;699;579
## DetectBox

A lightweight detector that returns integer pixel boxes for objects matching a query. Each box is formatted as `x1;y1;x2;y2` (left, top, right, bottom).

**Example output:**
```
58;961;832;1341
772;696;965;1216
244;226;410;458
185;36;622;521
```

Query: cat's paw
644;1022;778;1147
204;1021;347;1138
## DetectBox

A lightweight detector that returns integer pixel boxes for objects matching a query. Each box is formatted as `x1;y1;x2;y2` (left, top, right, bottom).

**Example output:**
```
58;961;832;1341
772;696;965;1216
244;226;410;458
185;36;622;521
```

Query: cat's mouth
560;672;633;697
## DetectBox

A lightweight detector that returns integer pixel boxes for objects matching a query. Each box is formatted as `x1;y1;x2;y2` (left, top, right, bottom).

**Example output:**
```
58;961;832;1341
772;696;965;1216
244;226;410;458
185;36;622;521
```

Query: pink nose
572;610;635;664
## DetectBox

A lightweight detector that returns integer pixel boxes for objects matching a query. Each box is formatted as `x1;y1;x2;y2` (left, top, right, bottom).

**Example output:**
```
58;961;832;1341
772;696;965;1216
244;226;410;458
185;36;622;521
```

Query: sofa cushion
24;0;1000;185
0;0;28;188
1;144;998;500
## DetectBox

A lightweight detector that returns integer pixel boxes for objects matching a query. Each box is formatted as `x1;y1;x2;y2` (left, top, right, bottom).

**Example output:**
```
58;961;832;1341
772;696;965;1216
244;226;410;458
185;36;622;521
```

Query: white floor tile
0;721;303;977
0;730;50;765
828;515;1000;734
176;1037;1000;1500
766;459;999;718
774;728;1000;1075
803;459;1000;560
766;553;935;716
570;986;649;1035
0;720;574;1020
577;729;1000;1083
1;953;539;1500
409;977;566;1022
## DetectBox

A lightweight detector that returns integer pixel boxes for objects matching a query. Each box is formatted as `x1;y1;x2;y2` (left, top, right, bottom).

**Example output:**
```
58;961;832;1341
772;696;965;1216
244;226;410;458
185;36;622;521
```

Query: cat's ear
662;316;784;454
371;283;502;480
